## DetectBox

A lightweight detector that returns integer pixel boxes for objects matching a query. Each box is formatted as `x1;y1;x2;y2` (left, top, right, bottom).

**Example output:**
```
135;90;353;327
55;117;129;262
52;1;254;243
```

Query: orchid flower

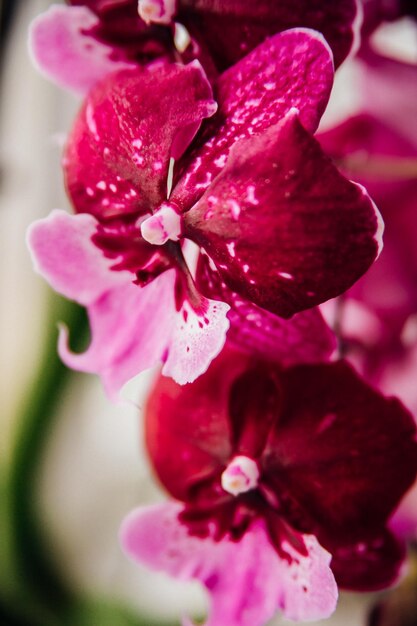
319;113;417;541
319;114;417;412
121;347;417;625
28;29;383;398
29;0;361;94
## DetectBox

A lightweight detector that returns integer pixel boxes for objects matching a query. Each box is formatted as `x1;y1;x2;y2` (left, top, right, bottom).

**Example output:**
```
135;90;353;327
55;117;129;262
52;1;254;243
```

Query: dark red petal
330;531;406;591
228;365;281;459
64;62;216;220
178;0;358;70
145;348;248;501
264;361;417;546
184;113;381;318
196;253;336;364
172;28;334;211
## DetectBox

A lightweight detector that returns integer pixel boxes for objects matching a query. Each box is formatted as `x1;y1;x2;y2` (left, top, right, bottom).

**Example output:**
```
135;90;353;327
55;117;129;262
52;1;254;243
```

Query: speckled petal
29;5;135;94
196;255;336;364
172;28;334;210
65;62;216;220
27;210;229;396
185;113;382;318
58;269;229;395
120;503;338;625
163;296;230;384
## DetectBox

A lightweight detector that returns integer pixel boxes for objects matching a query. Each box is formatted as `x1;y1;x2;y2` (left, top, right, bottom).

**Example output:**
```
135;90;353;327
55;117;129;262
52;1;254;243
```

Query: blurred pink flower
319;113;417;540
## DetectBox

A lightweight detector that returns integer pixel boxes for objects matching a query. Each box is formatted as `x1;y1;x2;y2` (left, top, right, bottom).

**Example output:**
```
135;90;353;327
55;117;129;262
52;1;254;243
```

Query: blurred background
0;1;416;625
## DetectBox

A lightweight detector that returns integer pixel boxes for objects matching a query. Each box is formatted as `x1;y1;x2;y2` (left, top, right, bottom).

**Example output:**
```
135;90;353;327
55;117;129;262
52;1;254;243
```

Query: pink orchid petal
163;297;230;385
178;0;358;70
120;503;338;625
27;210;130;303
29;5;135;95
58;272;175;399
59;269;229;396
172;28;334;210
185;112;382;318
27;210;172;397
28;210;229;396
65;62;216;220
196;255;336;364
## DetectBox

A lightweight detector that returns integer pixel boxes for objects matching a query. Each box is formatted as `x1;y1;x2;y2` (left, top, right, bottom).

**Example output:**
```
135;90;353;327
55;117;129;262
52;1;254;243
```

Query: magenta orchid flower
29;0;361;94
319;114;417;411
319;113;417;542
28;30;383;398
121;347;417;626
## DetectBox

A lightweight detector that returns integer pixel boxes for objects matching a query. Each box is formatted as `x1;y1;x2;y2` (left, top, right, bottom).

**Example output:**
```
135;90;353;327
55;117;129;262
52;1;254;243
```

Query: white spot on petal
226;242;236;258
246;185;259;206
227;199;241;220
278;272;294;280
214;154;227;168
